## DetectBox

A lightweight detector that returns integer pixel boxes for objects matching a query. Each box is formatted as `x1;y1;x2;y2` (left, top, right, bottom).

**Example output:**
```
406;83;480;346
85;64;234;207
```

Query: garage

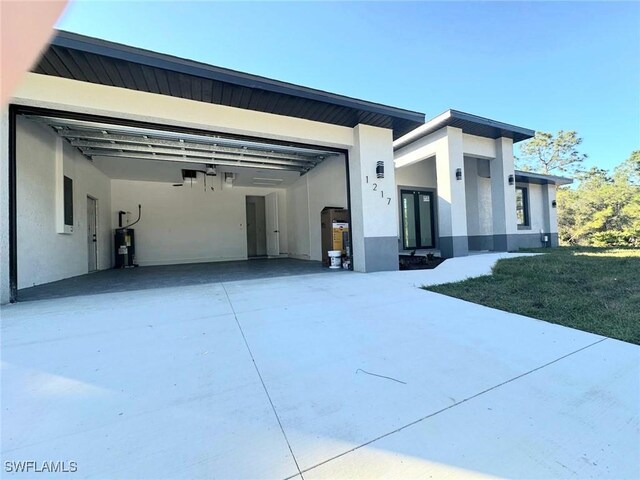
2;31;425;303
14;107;351;300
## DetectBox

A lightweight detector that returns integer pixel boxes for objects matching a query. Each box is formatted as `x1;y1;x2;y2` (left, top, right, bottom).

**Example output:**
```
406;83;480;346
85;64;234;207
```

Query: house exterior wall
0;107;10;304
16;116;112;289
4;74;394;301
395;128;561;256
514;182;559;248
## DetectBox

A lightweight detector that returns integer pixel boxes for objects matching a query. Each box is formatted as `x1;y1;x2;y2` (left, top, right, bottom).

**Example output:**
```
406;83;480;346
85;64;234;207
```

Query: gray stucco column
349;124;399;272
491;137;519;251
435;127;468;258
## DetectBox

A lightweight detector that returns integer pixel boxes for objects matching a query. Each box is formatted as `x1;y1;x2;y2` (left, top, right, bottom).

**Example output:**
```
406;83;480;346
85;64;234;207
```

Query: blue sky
57;1;639;172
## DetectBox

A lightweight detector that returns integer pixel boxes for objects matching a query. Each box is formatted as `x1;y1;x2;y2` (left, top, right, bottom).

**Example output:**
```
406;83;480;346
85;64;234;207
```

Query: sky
57;1;640;172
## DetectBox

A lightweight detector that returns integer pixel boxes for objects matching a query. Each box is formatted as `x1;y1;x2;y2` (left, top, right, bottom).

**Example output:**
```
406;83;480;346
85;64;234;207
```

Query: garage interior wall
286;155;347;261
110;179;289;266
16;116;112;288
15;115;348;286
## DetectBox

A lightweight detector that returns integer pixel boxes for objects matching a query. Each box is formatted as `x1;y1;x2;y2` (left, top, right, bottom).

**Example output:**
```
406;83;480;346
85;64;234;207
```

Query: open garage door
11;107;351;301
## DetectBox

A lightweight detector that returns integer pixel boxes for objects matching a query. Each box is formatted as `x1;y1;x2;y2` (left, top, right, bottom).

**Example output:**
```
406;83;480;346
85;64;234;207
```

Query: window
515;186;529;228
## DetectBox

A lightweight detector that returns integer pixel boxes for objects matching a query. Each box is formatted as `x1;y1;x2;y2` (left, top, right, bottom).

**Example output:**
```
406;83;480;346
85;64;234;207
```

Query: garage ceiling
26;115;341;179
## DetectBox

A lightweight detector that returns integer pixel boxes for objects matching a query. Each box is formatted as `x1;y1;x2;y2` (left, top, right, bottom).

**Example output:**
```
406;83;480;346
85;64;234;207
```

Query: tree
516;130;587;175
557;154;640;247
613;150;640;186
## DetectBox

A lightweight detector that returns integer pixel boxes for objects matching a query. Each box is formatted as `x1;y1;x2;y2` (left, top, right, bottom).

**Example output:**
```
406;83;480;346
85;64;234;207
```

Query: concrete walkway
2;253;638;479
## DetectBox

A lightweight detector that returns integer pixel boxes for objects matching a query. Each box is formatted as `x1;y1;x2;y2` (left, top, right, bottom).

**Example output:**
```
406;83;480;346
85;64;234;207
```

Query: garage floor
2;253;638;479
18;258;328;302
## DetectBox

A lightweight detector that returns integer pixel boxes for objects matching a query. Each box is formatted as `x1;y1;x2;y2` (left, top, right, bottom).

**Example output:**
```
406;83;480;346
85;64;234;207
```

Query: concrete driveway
2;253;638;479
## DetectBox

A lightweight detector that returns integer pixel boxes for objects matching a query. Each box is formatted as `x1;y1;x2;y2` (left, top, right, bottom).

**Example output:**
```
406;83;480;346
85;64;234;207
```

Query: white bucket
328;250;342;269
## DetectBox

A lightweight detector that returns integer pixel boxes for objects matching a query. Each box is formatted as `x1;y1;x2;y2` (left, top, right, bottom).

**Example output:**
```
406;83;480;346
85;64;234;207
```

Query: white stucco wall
12;73;355;150
286;156;347;261
544;184;558;234
517;182;548;234
464;157;493;237
435;127;467;240
306;156;348;261
477;177;493;235
491;137;519;241
464;157;480;236
0;107;9;303
110;180;288;266
462;133;496;159
395;157;437;189
286;178;311;260
16;117;112;288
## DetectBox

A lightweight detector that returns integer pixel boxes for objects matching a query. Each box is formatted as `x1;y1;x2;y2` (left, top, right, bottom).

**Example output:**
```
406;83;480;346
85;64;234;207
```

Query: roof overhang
394;109;535;151
31;30;425;139
514;170;573;186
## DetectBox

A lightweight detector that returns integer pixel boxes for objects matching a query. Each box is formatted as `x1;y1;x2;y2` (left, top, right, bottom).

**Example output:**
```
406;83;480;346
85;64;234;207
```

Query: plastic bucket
328;250;342;269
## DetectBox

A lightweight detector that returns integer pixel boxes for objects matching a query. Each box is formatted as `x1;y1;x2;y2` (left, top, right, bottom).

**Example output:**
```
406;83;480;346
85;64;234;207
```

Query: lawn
424;247;640;345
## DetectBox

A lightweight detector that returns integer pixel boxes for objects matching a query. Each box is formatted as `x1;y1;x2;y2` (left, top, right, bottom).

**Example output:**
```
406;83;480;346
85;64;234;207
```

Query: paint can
328;250;342;269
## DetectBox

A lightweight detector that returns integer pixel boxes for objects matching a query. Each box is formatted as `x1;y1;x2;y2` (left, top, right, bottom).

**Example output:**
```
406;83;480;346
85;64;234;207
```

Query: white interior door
265;192;280;257
87;196;98;272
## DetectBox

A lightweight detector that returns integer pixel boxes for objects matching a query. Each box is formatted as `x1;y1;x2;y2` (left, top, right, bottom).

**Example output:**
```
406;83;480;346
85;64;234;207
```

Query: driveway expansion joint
221;283;305;480
295;337;609;476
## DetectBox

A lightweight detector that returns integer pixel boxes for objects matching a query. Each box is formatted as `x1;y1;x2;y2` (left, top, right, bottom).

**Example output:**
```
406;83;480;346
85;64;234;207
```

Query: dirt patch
399;254;446;270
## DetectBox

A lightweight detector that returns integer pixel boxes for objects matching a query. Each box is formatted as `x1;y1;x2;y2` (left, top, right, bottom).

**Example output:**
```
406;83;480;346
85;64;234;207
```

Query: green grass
424;247;640;345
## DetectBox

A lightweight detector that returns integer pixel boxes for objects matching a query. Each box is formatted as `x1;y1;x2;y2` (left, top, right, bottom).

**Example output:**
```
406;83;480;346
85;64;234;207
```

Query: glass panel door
401;190;435;249
418;193;434;248
402;192;416;249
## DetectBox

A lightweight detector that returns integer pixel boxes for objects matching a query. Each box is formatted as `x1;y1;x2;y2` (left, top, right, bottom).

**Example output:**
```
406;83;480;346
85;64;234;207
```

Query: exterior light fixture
456;168;462;181
508;174;515;185
552;200;557;208
376;161;384;179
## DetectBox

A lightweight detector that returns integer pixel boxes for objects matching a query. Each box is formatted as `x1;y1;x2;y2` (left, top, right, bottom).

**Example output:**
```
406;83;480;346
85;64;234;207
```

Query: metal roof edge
448;109;535;138
50;30;425;124
394;109;535;151
514;170;573;185
393;109;452;150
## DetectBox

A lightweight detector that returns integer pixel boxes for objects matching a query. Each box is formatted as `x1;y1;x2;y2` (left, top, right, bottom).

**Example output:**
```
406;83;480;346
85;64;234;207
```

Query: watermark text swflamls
4;461;78;473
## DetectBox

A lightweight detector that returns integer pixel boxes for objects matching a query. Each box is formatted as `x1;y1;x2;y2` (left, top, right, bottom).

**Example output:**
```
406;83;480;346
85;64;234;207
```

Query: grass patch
424;247;640;345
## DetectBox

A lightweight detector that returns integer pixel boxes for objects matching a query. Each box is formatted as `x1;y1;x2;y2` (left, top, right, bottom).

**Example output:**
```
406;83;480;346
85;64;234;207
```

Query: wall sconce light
455;168;462;181
551;200;557;208
508;174;515;185
376;161;384;179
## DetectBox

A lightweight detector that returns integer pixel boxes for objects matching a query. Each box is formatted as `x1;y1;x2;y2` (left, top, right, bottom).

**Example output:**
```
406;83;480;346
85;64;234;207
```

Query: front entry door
87;196;98;272
401;190;435;249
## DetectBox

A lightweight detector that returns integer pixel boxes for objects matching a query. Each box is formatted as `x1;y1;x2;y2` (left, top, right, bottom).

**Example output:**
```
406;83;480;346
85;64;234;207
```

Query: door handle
273;230;279;233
